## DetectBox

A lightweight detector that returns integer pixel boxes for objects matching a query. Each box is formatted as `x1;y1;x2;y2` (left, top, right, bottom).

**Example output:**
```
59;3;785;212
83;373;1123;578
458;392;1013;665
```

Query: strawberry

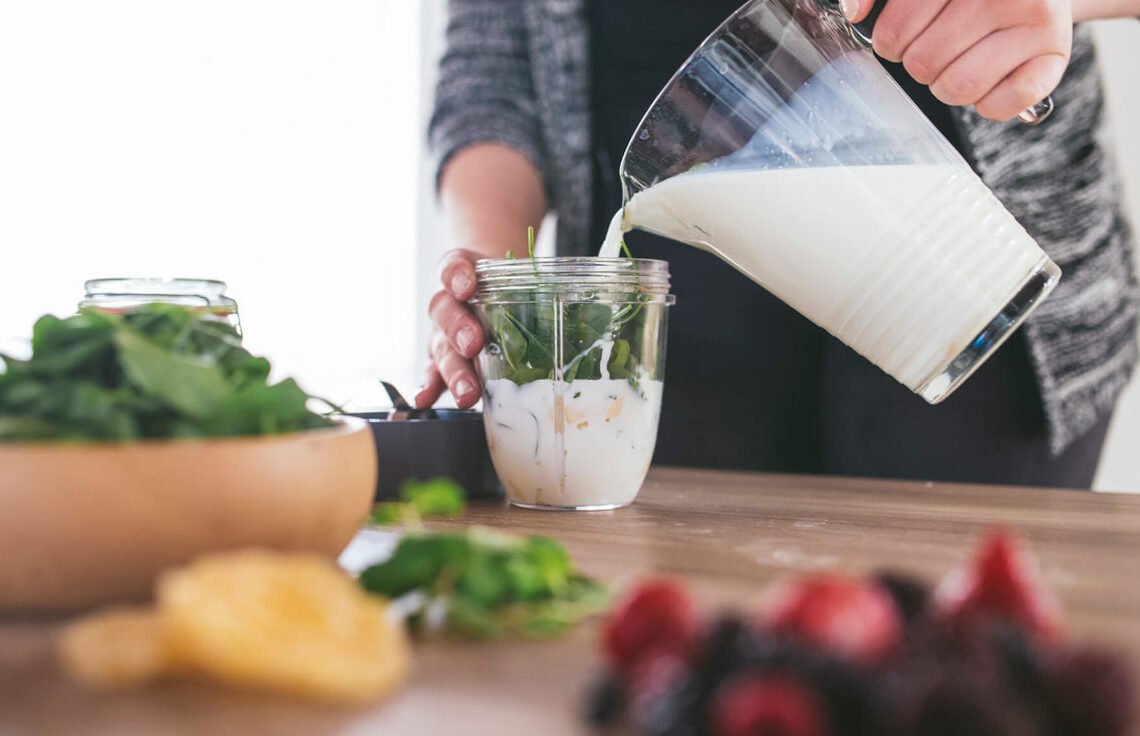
711;674;830;736
934;530;1063;641
761;575;901;664
601;578;700;675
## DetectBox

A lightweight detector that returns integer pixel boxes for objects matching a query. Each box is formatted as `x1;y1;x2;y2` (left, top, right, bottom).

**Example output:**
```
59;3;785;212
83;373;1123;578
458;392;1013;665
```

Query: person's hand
843;0;1072;121
415;249;485;410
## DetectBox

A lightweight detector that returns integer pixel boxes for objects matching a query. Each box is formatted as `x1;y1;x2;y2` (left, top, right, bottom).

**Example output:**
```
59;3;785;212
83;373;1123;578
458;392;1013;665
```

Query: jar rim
84;277;228;296
473;257;672;302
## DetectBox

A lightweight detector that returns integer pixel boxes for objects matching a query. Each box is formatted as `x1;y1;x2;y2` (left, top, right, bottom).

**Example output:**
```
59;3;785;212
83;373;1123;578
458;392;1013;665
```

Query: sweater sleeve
428;0;547;188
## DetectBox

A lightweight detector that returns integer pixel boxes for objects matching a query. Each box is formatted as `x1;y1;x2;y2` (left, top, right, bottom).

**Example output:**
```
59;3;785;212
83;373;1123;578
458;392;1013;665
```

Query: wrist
1071;0;1140;22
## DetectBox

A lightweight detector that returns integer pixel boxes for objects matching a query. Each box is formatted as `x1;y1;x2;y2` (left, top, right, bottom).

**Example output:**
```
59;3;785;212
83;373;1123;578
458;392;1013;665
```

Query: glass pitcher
610;0;1060;403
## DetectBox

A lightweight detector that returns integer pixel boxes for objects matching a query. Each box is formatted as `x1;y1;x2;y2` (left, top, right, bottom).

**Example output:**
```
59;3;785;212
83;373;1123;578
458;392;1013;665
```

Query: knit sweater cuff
429;106;548;195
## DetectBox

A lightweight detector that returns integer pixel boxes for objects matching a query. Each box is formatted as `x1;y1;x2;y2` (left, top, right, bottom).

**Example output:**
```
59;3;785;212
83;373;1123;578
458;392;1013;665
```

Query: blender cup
470;258;674;510
616;0;1060;403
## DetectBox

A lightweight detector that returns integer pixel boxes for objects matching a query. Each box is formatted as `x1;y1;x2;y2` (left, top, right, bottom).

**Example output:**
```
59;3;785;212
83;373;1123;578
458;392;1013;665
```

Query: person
416;0;1140;488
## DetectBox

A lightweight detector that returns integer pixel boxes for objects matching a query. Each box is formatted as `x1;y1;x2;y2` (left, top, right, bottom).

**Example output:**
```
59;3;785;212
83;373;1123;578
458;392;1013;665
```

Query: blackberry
691;615;772;689
890;676;1039;736
873;571;930;625
708;634;884;736
991;621;1047;699
585;672;626;729
883;618;1045;736
1044;646;1135;736
632;667;703;736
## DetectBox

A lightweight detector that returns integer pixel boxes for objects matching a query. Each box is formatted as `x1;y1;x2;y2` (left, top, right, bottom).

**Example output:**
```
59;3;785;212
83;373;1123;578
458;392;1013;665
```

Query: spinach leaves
359;529;607;639
481;227;654;388
481;301;648;387
0;305;333;441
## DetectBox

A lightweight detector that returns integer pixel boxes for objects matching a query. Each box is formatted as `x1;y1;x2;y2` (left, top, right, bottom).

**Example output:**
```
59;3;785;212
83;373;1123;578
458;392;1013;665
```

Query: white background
0;2;1136;488
0;1;420;410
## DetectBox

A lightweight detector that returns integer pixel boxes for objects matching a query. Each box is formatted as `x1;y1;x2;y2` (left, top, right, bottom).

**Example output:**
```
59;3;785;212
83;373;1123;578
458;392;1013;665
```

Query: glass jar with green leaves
470;256;674;511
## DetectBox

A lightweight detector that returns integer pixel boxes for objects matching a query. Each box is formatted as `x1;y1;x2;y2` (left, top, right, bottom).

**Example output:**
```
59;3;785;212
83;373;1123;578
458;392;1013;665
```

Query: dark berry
883;618;1044;736
585;672;625;729
873;571;930;624
1045;647;1135;736
602;579;700;674
629;654;702;736
691;615;772;691
891;676;1039;736
991;621;1047;697
710;674;829;736
699;632;881;736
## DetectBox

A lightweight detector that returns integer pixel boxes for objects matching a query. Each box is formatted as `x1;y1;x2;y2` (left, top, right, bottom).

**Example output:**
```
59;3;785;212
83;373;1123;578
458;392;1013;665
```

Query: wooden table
3;468;1139;736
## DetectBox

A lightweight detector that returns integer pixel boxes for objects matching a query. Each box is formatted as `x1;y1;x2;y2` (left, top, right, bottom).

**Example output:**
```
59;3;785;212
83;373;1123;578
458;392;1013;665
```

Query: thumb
840;0;874;22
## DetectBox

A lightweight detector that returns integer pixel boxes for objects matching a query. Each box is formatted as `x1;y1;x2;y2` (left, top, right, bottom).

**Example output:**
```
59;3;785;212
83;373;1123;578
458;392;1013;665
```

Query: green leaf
488;307;527;369
197;379;316;436
370;502;409;526
447;595;501;638
401;477;467;517
0;305;333;442
358;528;606;640
511;366;549;386
528;536;572;590
114;327;230;418
24;320;114;377
455;550;510;607
607;339;631;378
0;416;60;440
358;533;468;598
503;554;548;601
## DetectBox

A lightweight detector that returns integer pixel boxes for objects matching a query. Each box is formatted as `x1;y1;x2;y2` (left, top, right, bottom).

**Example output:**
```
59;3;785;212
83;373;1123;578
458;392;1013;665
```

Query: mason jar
79;278;242;335
470;258;675;510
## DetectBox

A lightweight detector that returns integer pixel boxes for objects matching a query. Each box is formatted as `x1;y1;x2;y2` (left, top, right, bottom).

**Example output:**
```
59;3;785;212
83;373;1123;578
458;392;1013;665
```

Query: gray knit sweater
429;0;1139;453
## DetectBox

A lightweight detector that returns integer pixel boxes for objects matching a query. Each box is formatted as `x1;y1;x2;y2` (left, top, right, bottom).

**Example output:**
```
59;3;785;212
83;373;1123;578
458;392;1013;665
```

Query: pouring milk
600;162;1055;398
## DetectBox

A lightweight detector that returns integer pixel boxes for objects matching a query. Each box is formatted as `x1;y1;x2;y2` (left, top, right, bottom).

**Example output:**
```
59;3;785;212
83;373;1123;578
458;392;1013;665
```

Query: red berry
935;530;1063;641
601;578;700;674
761;575;901;663
711;674;830;736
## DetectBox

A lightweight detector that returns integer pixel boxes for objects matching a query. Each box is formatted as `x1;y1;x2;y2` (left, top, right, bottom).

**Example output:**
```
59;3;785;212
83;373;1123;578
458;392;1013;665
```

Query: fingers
872;0;951;62
900;0;997;85
430;330;481;409
438;248;481;302
418;248;485;410
841;0;876;23
414;363;447;409
974;52;1067;121
928;23;1068;115
428;289;484;359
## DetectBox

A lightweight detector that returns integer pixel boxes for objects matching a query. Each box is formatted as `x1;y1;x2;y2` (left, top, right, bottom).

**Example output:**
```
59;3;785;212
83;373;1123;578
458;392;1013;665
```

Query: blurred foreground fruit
587;531;1133;736
762;575;901;664
935;531;1062;640
60;550;410;704
59;608;170;688
602;578;700;674
711;674;829;736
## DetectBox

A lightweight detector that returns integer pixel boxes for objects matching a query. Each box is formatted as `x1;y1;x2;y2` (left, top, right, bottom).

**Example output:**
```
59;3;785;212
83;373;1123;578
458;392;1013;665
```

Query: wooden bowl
0;418;376;613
